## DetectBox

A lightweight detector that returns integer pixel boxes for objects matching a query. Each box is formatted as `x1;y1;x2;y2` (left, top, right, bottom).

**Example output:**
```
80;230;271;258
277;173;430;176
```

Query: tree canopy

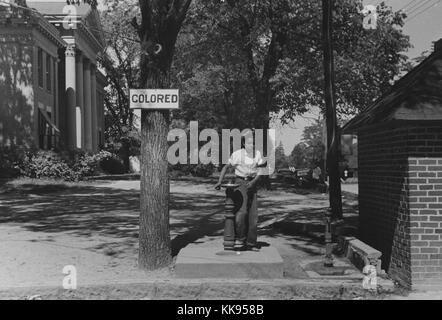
173;0;411;130
274;142;289;169
289;118;325;170
98;0;141;169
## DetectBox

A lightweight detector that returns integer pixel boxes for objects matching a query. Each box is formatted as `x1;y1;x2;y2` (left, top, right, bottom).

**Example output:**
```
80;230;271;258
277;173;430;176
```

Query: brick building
343;39;442;290
0;0;106;151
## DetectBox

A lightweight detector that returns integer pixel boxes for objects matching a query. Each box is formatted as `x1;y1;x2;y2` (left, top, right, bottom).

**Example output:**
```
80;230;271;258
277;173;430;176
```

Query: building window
37;48;43;88
46;55;51;92
38;106;60;150
98;129;102;148
53;58;57;124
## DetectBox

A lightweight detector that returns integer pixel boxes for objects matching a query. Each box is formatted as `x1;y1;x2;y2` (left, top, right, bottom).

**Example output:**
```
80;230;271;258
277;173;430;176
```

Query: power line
406;0;440;20
405;0;437;16
375;0;389;6
399;0;422;11
406;0;441;21
404;0;429;13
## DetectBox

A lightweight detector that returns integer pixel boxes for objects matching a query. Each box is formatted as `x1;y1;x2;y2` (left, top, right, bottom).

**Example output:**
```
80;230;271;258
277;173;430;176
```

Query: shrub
19;151;77;181
97;151;126;174
16;150;125;181
0;146;28;178
63;150;126;177
168;163;215;178
169;163;190;176
168;170;182;179
71;153;100;178
190;163;215;177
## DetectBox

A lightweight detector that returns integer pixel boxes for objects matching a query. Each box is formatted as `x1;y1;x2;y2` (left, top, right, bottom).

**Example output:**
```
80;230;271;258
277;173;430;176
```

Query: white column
83;59;92;152
54;56;59;128
102;92;105;147
65;44;76;150
75;51;84;149
100;90;105;148
91;65;97;152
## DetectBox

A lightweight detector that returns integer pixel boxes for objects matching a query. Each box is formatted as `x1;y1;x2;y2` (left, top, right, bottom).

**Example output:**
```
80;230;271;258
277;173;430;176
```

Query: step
175;238;284;279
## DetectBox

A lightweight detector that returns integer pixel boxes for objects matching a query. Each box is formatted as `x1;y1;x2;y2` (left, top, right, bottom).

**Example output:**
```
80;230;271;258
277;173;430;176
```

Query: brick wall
358;121;442;290
407;123;442;290
359;121;411;287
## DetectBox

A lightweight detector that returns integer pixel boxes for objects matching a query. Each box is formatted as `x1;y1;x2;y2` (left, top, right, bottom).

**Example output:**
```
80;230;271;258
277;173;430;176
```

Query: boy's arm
249;151;266;189
215;163;233;190
256;150;267;167
247;173;261;190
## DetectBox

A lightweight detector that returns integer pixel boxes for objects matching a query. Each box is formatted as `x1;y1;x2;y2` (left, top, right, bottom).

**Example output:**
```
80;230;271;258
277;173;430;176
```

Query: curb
0;278;396;300
85;173;140;181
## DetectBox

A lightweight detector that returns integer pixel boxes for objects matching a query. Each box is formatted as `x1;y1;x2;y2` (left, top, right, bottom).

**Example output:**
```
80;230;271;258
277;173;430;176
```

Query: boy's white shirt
229;149;264;178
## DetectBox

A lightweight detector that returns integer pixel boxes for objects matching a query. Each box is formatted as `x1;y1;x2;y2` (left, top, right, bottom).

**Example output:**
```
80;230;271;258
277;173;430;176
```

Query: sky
275;0;442;155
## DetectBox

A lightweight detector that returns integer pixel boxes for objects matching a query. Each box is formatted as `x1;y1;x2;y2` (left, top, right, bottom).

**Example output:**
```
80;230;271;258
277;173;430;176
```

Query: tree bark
137;43;174;269
138;59;172;270
139;107;172;269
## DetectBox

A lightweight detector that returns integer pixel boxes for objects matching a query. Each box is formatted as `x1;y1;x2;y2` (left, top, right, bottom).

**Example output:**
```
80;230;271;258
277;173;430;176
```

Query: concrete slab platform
175;238;284;279
299;258;363;280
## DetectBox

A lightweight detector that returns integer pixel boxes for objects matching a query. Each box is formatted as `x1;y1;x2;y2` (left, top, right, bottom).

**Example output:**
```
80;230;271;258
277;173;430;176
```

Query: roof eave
342;49;442;134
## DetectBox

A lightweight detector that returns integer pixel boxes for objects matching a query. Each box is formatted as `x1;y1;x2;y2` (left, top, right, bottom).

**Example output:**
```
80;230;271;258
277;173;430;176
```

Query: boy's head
240;133;254;153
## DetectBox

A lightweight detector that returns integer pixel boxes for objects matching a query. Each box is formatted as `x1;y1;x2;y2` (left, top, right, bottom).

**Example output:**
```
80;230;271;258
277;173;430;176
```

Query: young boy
215;135;265;251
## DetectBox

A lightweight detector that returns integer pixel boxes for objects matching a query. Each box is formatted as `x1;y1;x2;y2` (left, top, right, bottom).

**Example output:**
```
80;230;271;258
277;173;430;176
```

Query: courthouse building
0;0;106;151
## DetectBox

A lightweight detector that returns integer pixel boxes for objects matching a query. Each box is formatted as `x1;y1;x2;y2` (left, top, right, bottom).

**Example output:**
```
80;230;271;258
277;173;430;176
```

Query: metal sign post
322;0;343;221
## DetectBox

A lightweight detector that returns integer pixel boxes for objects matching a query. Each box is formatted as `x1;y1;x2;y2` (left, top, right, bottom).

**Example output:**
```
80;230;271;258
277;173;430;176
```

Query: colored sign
129;89;179;109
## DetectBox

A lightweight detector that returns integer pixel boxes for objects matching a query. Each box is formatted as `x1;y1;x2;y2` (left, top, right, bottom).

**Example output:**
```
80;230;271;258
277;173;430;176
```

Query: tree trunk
139;109;171;269
138;63;172;269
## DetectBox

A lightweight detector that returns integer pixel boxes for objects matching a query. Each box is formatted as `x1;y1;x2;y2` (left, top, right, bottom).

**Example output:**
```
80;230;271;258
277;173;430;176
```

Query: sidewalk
0;178;387;299
341;183;358;195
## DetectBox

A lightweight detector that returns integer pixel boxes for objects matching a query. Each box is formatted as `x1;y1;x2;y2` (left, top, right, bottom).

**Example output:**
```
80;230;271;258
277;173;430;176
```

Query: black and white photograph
0;0;442;303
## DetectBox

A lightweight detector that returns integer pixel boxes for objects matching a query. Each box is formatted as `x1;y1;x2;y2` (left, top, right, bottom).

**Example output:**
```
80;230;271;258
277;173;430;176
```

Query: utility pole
322;0;343;220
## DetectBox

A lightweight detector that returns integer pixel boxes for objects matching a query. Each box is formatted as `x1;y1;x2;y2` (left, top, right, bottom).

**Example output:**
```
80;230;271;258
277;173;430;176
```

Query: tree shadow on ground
0;181;359;260
0;182;226;258
258;201;358;255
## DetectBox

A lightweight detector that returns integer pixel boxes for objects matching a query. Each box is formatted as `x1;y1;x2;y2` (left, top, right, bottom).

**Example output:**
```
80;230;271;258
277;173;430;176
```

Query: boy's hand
214;182;222;190
247;175;260;190
246;181;256;190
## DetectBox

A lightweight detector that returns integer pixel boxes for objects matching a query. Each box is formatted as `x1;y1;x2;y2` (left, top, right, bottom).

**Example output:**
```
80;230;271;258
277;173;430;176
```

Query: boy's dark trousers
230;177;258;247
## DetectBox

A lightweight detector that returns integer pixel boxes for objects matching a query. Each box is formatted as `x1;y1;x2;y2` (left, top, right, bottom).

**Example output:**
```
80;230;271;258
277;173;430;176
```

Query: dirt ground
0;177;383;299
